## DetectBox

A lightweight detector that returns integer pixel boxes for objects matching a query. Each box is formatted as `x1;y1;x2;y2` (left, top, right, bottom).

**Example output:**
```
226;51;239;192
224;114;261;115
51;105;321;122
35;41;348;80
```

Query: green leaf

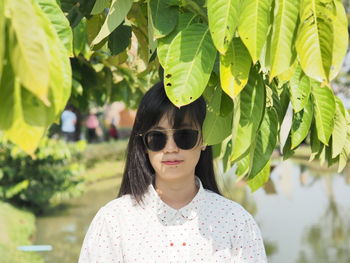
207;0;240;54
291;97;313;149
248;160;270;192
0;0;4;80
164;23;217;107
338;131;350;172
289;65;311;113
311;83;335;145
231;68;265;161
282;132;295;160
249;108;278;178
309;121;320;162
270;0;299;80
296;0;335;83
36;0;73;56
91;0;110;14
236;151;250;178
108;24;132;55
147;1;157;60
34;0;72;118
238;0;273;63
331;97;347;158
329;0;348;81
203;87;232;145
149;0;178;38
8;0;51;105
73;18;88;56
220;37;251;99
92;0;133;46
158;12;198;68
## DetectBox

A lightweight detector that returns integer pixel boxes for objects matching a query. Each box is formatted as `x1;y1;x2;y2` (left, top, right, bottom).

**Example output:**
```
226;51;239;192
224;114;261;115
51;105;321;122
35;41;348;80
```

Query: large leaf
220;37;251;99
296;0;335;83
329;0;348;81
36;0;73;56
288;65;311;112
291;97;313;149
158;12;198;68
237;0;273;63
331;97;347;158
149;0;178;38
269;0;299;80
203;86;232;145
35;0;72;118
8;0;50;105
249;108;278;178
207;0;240;54
91;0;133;46
74;18;88;56
311;83;335;145
231;69;265;161
248;160;270;192
164;23;217;107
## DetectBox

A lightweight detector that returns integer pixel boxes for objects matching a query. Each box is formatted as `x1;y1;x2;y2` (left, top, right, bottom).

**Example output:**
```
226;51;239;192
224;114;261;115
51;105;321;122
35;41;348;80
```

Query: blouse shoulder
203;189;255;221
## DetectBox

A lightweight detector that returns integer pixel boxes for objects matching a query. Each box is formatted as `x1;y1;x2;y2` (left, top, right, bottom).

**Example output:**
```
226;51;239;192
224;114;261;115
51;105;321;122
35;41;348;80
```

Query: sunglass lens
145;131;166;151
174;129;199;150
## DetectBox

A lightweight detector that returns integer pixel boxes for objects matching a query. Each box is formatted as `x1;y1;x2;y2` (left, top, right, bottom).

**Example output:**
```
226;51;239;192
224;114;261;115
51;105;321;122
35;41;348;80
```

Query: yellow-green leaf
311;83;335;145
164;23;217;107
248;160;270;192
296;0;335;83
207;0;240;54
91;0;110;14
92;0;133;46
331;97;347;158
289;65;311;112
329;0;348;81
8;0;50;105
220;37;251;99
270;0;300;80
36;0;73;57
238;0;273;63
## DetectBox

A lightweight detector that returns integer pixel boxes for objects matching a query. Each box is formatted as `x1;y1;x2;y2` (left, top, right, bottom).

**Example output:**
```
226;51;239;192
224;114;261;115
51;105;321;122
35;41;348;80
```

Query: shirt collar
144;176;205;225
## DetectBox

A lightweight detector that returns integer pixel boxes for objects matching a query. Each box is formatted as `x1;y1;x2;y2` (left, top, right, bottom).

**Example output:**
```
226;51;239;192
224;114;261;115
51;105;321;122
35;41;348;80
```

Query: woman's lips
162;160;183;165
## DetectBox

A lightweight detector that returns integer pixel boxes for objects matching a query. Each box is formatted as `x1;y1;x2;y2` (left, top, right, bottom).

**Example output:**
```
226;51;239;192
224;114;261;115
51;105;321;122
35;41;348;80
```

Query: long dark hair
117;82;221;204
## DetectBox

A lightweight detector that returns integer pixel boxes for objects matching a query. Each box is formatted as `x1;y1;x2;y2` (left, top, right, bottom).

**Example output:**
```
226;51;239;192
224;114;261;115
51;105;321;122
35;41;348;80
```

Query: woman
78;82;267;262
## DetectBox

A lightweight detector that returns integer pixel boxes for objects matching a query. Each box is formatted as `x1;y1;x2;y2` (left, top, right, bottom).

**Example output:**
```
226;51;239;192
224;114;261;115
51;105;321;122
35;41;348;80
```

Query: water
34;160;350;263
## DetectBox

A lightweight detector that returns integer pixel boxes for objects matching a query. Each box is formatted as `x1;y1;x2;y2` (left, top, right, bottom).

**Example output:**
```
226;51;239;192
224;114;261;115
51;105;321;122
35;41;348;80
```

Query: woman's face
146;114;205;182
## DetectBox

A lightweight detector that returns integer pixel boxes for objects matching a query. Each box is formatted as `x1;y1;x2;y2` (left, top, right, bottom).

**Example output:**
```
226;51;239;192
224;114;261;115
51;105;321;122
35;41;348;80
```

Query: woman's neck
154;175;199;210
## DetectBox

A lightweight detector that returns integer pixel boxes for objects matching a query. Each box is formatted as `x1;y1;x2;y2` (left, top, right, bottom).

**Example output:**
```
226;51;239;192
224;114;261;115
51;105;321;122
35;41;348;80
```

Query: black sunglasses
138;128;200;152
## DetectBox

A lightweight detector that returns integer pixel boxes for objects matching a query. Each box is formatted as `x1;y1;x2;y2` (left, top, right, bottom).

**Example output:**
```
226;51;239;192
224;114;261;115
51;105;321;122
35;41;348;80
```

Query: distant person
108;118;119;140
60;106;77;142
86;110;99;143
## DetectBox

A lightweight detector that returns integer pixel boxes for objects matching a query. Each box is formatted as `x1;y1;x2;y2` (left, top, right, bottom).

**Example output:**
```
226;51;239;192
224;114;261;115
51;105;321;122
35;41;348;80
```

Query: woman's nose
163;134;179;152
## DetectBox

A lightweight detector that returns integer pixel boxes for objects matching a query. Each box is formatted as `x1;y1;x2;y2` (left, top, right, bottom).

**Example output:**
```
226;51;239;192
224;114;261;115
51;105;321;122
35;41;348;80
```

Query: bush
0;137;86;214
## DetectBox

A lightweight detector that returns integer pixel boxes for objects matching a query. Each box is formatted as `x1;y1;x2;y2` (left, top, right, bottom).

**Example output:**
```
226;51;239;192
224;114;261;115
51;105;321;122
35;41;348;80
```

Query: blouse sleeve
230;210;267;263
78;207;123;263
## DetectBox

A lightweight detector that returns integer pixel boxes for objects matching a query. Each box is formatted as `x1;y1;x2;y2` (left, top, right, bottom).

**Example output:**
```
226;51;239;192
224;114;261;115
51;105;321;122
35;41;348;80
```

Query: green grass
0;201;44;263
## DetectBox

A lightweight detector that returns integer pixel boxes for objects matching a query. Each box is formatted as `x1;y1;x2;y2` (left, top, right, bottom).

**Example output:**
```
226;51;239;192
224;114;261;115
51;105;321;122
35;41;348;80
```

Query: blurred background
1;1;350;263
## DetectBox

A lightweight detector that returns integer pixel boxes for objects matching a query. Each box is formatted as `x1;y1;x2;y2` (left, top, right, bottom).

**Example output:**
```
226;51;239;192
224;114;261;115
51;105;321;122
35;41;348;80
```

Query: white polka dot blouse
78;176;267;262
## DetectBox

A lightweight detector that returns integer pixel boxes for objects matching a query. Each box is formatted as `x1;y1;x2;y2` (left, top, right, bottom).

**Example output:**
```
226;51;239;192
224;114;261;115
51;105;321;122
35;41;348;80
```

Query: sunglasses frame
138;128;201;152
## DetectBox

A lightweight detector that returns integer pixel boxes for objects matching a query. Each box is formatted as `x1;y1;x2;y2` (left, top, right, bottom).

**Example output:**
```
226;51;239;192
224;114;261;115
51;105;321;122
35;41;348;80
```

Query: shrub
0;137;86;214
